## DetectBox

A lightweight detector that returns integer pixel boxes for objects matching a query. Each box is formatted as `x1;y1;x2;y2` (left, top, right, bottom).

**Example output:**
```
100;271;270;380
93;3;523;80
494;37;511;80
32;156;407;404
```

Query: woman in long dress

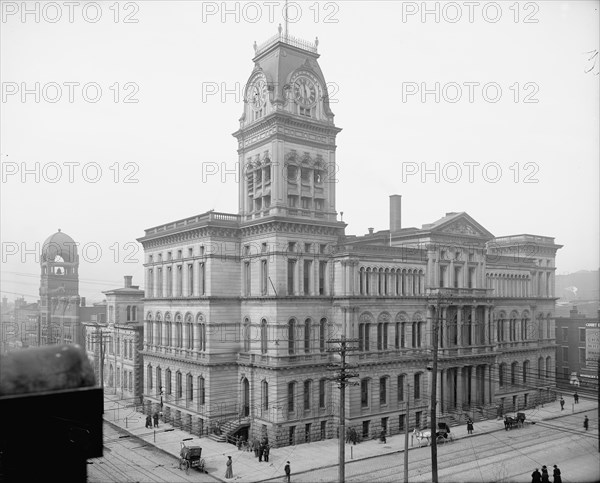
225;456;233;479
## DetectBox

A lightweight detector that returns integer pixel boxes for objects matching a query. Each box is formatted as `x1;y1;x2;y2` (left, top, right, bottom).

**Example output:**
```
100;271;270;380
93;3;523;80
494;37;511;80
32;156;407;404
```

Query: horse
412;428;432;447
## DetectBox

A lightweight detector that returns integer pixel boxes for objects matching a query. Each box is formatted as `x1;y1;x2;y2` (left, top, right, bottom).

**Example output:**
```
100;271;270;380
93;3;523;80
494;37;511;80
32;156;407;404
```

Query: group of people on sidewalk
223;452;291;481
531;464;561;483
559;392;580;411
144;412;162;429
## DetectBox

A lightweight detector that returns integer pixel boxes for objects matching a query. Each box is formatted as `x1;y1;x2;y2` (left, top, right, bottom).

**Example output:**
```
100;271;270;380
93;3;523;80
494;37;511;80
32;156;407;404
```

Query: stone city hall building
138;31;561;447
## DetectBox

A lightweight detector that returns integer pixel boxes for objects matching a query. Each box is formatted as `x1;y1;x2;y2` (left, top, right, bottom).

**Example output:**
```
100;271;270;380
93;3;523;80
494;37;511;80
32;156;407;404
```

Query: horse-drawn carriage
435;422;454;443
179;440;207;474
504;412;526;430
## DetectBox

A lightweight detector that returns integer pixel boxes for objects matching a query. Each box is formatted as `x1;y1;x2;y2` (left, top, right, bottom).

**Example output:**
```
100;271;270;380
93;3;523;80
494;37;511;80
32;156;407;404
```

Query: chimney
80;297;86;307
390;195;402;232
124;276;133;288
368;227;374;235
570;306;578;318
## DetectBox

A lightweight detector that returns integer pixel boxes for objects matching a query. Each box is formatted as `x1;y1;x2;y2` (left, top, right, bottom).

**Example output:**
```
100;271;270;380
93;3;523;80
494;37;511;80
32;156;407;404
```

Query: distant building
85;276;144;403
555;307;599;392
0;297;39;353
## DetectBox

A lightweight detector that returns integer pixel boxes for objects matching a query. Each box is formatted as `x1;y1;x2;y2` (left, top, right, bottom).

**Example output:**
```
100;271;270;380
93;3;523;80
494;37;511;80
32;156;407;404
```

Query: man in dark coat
263;443;270;462
573;392;579;403
559;397;564;410
258;442;264;462
284;461;291;483
584;415;589;431
145;415;152;428
552;465;562;483
541;465;550;483
153;412;159;428
531;468;541;483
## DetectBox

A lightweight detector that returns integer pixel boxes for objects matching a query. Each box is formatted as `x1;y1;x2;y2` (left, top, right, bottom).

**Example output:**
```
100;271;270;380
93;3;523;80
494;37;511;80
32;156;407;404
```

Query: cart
179;440;207;474
435;422;454;443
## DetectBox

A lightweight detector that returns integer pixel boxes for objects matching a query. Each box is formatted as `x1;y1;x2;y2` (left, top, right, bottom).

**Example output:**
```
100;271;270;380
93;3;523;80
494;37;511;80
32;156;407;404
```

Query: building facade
84;276;144;402
555;307;599;393
138;31;561;447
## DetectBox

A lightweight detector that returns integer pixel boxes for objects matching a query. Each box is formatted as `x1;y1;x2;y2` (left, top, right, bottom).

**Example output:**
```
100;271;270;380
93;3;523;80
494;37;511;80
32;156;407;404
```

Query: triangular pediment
422;212;494;240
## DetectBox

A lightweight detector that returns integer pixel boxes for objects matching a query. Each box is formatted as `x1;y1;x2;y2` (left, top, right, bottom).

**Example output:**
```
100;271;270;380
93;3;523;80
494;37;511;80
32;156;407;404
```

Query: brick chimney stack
124;276;133;288
390;195;402;232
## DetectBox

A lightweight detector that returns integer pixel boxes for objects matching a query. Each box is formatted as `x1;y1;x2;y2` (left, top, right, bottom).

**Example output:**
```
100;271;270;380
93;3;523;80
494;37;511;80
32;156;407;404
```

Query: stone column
457;306;463;347
471;306;476;346
470;366;478;405
458;367;465;407
483;306;490;345
449;259;455;287
484;364;491;404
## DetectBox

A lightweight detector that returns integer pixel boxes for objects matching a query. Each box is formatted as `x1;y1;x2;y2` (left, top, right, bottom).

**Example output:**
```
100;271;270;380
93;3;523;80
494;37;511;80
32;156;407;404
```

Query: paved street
279;411;599;483
88;422;219;483
98;393;598;483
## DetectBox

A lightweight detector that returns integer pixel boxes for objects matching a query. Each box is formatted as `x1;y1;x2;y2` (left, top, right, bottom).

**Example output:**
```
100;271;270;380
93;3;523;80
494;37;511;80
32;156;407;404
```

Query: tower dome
41;229;78;264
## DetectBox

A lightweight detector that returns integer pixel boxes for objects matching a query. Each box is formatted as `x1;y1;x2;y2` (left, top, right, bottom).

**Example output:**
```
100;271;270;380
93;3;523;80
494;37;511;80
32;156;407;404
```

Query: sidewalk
102;393;597;483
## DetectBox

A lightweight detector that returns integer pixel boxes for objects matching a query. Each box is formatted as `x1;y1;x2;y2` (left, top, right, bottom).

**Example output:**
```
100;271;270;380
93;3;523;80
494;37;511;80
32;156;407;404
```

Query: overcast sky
1;0;598;304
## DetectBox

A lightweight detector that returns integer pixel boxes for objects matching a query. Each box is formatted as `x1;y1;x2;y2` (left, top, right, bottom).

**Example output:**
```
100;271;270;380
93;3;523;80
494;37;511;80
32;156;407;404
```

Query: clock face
293;76;317;106
250;79;267;110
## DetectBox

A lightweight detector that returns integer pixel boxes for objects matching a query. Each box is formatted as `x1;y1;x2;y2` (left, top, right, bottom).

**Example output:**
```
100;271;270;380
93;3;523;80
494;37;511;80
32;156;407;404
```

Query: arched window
397;374;405;402
187;373;193;401
360;378;370;408
197;376;205;406
261;319;268;354
165;369;172;395
156;367;162;394
147;364;153;391
304;319;311;353
538;357;544;381
319;318;326;352
304;380;312;410
132;306;137;320
499;363;506;387
126;306;131;321
523;360;529;384
243;318;251;352
288;381;296;412
288;319;296;355
262;380;269;410
511;362;518;385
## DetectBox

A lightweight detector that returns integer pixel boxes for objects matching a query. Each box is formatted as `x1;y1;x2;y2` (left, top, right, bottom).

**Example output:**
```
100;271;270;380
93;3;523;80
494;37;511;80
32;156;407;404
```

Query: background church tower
39;229;81;345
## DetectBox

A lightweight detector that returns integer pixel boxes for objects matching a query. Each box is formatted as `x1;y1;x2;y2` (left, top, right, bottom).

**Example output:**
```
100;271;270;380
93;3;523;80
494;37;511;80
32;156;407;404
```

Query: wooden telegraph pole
327;335;359;483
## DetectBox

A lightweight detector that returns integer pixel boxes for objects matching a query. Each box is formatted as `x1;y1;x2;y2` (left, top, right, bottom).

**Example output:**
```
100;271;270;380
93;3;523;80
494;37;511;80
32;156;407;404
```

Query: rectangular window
305;423;312;443
289;426;295;446
381;417;388;434
562;327;568;341
579;328;586;343
304;260;312;295
319;379;326;408
414;374;420;400
397;375;405;402
199;263;205;295
454;266;461;288
304;380;311;410
415;411;422;428
439;266;446;287
319;261;326;295
157;268;163;297
188;264;194;296
579;348;586;365
562;346;569;361
288;382;295;412
244;262;251;296
261;260;268;295
361;379;369;408
288;260;296;294
320;421;326;440
379;377;387;405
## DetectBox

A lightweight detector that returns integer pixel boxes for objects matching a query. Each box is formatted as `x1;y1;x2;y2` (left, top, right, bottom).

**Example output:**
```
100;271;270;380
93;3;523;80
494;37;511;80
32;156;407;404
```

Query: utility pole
327;335;359;483
404;383;410;483
430;294;440;483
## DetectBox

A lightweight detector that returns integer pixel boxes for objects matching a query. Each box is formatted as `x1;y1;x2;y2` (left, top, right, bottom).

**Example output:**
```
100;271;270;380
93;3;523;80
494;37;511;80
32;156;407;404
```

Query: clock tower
233;31;342;223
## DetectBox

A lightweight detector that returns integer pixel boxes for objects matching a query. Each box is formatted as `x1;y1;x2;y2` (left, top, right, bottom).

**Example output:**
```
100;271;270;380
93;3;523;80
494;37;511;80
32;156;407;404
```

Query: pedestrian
284;461;291;483
145;415;152;428
467;419;474;435
236;435;242;450
541;465;550;483
584;415;589;431
153;412;159;428
253;439;259;458
559;397;564;411
552;464;562;483
258;442;264;462
531;468;541;483
574;392;579;404
263;443;270;462
225;456;233;479
380;429;386;443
